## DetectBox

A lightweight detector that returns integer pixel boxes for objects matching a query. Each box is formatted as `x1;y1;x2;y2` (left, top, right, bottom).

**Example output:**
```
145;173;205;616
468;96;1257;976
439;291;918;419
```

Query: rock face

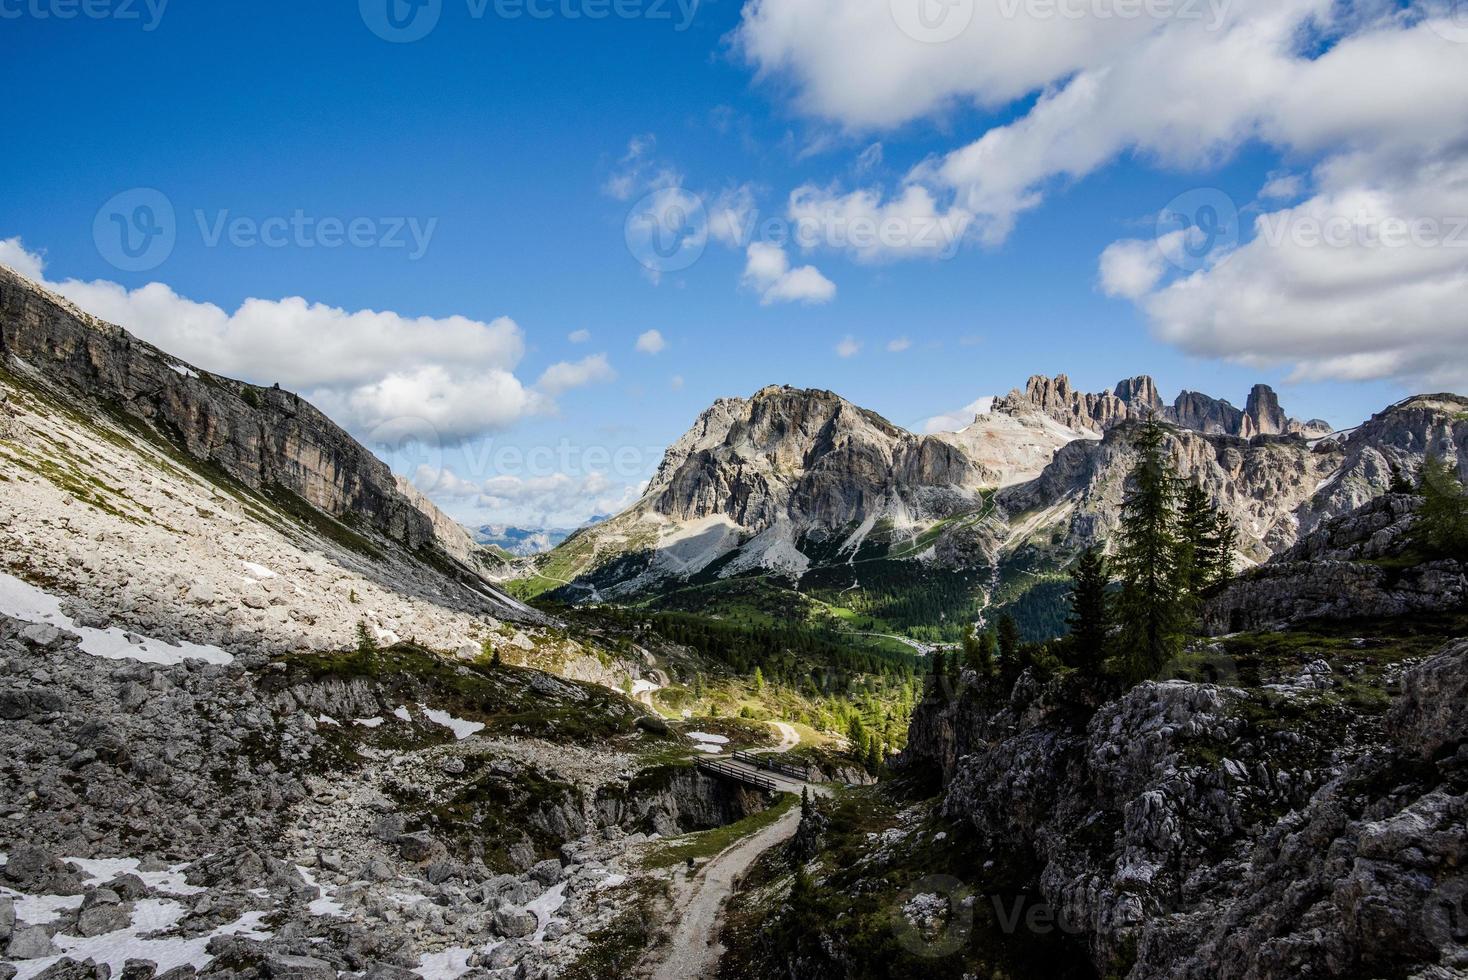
1203;493;1468;633
0;266;484;582
531;375;1467;609
898;640;1468;979
648;385;983;529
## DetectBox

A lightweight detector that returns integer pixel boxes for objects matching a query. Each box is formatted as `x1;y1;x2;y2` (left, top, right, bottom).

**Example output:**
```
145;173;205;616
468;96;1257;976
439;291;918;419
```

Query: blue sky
1;0;1460;526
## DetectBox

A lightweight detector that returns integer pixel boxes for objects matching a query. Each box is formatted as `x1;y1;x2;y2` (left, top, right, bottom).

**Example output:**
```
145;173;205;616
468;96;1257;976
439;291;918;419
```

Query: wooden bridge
732;750;812;783
696;757;779;792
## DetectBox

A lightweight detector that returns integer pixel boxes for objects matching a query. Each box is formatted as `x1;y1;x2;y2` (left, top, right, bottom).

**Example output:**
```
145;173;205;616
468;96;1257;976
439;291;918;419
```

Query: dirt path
767;721;800;753
649;800;803;980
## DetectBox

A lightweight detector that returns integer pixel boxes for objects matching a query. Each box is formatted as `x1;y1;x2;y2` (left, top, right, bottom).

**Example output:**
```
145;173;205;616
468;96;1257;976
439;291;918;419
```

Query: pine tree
997;614;1023;684
1414;454;1468;558
1065;546;1109;674
355;619;377;655
1388;463;1415;495
963;627;994;677
1177;483;1216;599
1208;513;1238;588
800;787;812;820
753;666;765;693
1113;417;1187;683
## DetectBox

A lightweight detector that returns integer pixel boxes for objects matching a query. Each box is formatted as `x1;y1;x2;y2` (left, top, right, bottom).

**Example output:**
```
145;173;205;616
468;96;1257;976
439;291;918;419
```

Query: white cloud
920;396;996;434
741;242;837;305
604;134;676;201
0;238;45;281
886;336;912;352
1105;153;1468;390
854;142;884;175
567;328;592;343
536;353;616;395
1098;237;1169;300
1260;172;1306;200
414;464;641;527
670;374;686;390
835;334;862;358
740;2;1468;253
0;238;551;444
708;184;759;248
788;183;971;260
635;329;667;354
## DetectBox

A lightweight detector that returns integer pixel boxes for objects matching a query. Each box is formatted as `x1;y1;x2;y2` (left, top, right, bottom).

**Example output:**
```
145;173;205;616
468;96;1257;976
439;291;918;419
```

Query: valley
1;266;1465;980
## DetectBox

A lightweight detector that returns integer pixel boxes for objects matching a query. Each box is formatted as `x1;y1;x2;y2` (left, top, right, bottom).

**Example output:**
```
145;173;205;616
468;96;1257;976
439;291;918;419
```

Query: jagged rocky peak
998;371;1329;440
647;384;982;529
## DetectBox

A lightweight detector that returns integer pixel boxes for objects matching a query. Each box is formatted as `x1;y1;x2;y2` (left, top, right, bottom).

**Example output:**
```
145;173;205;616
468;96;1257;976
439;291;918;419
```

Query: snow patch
393;705;413;722
240;561;278;580
0;572;233;666
354;716;384;728
418;704;485;740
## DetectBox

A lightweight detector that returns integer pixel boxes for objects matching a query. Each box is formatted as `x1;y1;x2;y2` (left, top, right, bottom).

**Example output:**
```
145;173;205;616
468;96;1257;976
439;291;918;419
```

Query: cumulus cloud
414;464;641;527
739;1;1468;253
535;353;617;395
738;0;1468;384
567;328;592;343
635;329;667;354
1098;237;1169;300
0;238;559;443
835;334;862;358
741;242;837;304
1103;154;1468;389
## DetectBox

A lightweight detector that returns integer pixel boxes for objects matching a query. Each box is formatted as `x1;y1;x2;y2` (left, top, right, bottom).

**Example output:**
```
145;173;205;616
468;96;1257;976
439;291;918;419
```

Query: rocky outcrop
1202;558;1467;633
898;639;1468;979
649;385;983;529
1170;389;1243;434
1204;493;1467;633
0;266;482;581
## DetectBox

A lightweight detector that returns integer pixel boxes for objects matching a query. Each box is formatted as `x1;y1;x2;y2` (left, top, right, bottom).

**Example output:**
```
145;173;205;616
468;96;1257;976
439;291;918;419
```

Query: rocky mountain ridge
522;376;1466;632
0;266;492;596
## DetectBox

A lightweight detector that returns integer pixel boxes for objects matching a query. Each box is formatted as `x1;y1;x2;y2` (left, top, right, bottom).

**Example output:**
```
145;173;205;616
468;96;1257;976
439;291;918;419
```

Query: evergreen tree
963;627;995;677
1065;546;1109;674
800;787;812;820
1388;463;1415;495
355;619;377;655
1208;513;1238;588
1414;454;1468;558
1177;483;1216;599
997;614;1023;684
1113;417;1188;683
753;666;765;693
929;650;947;696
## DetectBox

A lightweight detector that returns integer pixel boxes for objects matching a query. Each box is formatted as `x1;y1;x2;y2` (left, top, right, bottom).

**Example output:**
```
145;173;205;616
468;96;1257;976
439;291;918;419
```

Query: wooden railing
697;758;778;793
733;750;813;783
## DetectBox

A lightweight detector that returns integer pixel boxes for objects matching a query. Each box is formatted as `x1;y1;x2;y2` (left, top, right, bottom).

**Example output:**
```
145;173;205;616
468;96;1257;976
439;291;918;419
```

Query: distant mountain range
474;520;606;557
514;375;1467;641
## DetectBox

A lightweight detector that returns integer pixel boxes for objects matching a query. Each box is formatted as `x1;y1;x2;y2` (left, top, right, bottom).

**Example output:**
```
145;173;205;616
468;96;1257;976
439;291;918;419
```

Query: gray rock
119;961;158;980
492;906;537;939
263;954;335;980
8;925;60;959
0;896;14;944
527;860;562;887
76;902;130;938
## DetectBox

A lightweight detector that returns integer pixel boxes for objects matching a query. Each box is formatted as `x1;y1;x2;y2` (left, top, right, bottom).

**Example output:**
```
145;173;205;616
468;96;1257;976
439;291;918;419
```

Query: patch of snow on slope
10;900;272;980
418;704;485;740
0;572;233;666
66;857;203;896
